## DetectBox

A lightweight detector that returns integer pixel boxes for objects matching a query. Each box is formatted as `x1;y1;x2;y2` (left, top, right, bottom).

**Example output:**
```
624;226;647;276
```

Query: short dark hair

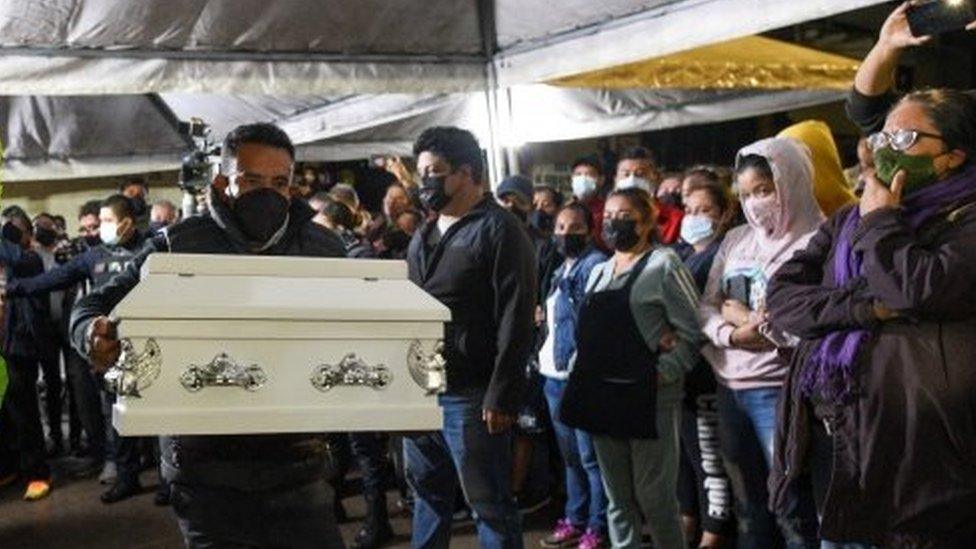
559;202;594;232
2;206;32;235
413;127;484;183
901;88;976;166
619;146;656;165
119;176;148;194
33;212;54;224
221;123;295;173
101;194;136;222
533;185;563;207
79;199;102;220
572;156;602;175
735;154;774;181
52;215;67;230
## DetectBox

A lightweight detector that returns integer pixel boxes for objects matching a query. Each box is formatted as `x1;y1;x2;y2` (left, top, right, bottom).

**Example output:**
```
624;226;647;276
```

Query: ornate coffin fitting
310;354;392;392
407;340;447;395
104;338;162;398
180;353;268;392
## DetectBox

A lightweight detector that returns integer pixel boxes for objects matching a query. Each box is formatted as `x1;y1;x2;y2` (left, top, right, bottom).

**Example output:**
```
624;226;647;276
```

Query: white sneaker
99;462;117;484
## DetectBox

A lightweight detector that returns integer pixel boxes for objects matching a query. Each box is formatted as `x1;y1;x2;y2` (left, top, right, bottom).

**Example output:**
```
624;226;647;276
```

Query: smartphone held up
907;0;976;37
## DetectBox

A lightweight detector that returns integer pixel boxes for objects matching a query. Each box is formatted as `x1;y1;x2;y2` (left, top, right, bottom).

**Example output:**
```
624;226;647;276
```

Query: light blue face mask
572;175;598;199
680;214;715;245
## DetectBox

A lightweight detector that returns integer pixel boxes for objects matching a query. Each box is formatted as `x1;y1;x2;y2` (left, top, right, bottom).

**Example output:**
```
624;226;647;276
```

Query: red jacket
656;201;684;245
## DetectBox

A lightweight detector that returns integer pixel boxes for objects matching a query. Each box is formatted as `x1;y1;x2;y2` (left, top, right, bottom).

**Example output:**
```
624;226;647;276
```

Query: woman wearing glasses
766;4;976;546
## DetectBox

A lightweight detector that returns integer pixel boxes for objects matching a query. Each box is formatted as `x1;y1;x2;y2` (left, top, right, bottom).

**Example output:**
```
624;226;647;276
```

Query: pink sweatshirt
698;137;825;390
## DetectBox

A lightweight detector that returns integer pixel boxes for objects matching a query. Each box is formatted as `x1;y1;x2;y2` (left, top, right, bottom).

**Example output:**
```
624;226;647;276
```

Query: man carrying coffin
70;123;348;548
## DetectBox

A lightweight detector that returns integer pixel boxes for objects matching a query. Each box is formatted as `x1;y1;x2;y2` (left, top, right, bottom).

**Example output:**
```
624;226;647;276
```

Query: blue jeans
543;377;607;533
404;389;523;548
716;385;818;549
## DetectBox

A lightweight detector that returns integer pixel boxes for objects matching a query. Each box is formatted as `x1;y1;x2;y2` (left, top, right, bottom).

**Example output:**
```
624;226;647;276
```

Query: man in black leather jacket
69;123;347;548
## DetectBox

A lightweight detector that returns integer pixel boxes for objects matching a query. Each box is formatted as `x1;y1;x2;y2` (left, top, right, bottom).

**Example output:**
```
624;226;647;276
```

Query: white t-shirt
437;215;460;236
538;269;570;380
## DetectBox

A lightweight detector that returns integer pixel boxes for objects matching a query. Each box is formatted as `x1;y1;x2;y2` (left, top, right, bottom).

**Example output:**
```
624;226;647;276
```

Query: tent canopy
0;0;885;95
0;0;883;181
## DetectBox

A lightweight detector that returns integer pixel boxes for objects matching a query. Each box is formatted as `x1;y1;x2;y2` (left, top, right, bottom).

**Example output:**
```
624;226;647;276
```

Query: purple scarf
801;166;976;402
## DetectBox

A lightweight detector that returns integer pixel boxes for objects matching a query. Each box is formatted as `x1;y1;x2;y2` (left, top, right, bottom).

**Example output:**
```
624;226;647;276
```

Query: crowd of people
1;5;976;548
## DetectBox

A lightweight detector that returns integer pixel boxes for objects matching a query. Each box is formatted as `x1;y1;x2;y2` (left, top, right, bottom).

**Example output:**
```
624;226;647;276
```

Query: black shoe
63;456;104;479
515;491;552;516
45;437;65;458
351;521;394;549
153;488;170;506
100;480;142;504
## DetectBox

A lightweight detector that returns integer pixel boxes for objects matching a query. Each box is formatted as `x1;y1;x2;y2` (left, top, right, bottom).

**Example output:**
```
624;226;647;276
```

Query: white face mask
615;175;654;194
99;221;120;246
743;195;781;236
680;214;715;245
571;175;598;199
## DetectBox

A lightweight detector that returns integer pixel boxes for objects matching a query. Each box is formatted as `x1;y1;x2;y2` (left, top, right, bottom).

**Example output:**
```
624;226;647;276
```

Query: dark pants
1;356;50;479
38;348;64;443
65;346;105;459
678;376;734;536
716;386;818;549
104;391;141;484
171;479;345;548
404;389;523;548
349;432;390;525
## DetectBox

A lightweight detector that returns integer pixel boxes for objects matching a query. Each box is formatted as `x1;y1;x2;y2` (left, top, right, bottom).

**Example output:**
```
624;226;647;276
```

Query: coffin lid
112;253;451;323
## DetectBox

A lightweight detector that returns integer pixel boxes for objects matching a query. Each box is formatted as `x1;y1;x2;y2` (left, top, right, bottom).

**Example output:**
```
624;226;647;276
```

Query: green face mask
873;147;940;196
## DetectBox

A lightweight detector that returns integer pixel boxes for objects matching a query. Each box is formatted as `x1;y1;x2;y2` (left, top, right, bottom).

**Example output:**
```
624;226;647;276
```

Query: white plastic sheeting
0;94;190;181
0;0;889;95
0;0;888;180
292;86;846;162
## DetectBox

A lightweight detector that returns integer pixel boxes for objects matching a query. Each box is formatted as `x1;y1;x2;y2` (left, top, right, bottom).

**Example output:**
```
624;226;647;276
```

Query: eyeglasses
867;129;945;152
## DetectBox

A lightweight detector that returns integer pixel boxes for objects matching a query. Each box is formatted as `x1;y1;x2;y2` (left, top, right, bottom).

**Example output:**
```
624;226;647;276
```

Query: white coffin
106;253;450;436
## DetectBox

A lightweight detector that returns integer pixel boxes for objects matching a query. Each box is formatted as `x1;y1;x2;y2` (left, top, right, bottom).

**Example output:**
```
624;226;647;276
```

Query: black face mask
34;226;58;247
83;234;102;247
148;221;167;234
232;188;290;244
419;175;451;212
2;222;23;245
383;229;412;252
129;196;148;217
555;233;587;258
602;218;641;251
528;210;554;233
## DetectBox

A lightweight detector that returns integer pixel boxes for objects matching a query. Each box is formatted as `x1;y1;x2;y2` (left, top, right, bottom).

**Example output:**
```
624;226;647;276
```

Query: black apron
560;252;659;439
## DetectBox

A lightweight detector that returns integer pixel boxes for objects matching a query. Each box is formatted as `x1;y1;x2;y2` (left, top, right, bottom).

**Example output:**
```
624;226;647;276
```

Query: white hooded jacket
698;137;825;390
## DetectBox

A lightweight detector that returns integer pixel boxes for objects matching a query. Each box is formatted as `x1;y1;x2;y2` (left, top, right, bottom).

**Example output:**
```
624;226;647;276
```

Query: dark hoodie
69;188;347;491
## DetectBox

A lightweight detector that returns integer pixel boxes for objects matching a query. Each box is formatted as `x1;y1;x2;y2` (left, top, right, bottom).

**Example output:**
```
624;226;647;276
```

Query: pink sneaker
540;518;583;548
577;528;606;549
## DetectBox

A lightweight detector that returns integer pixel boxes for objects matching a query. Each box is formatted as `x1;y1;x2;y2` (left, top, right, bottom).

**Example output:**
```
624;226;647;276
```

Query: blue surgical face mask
680;214;715;245
572;175;598;199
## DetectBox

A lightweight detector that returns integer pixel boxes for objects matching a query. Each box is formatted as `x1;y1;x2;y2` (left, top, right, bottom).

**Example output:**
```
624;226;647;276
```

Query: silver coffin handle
104;338;163;398
311;354;393;392
180;353;267;393
407;340;447;396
